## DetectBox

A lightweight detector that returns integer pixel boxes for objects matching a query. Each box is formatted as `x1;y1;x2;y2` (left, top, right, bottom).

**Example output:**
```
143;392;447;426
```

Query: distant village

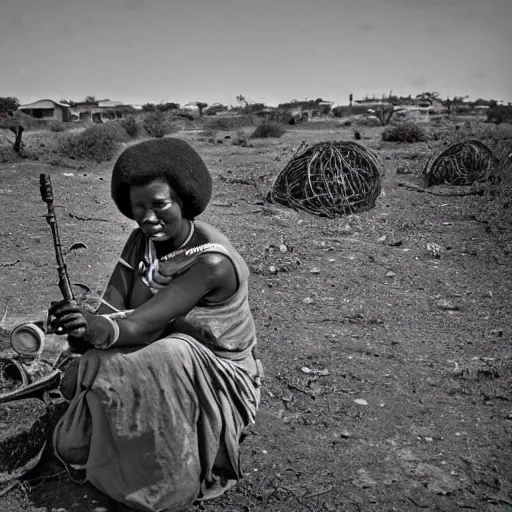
16;93;506;125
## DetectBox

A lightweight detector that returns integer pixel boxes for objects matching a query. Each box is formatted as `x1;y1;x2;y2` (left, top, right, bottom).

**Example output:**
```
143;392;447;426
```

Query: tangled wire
267;141;382;218
423;139;494;186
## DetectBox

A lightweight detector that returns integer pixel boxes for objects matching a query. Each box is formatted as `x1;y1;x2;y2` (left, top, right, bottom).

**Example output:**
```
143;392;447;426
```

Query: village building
72;100;135;122
354;99;388;107
276;99;335;122
19;99;72;122
97;100;123;109
254;107;278;119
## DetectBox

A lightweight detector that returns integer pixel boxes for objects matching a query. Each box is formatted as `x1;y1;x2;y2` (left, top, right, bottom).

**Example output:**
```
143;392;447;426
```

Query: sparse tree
443;97;453;114
388;95;400;105
84;95;97;105
235;95;266;114
236;95;249;108
155;102;180;112
204;103;227;115
452;95;469;113
196;102;208;116
443;95;468;114
415;92;440;106
0;96;20;115
374;105;395;126
0;97;24;153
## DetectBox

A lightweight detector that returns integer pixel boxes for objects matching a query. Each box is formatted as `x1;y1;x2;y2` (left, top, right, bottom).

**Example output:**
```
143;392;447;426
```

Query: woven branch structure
267;141;382;218
423;139;493;186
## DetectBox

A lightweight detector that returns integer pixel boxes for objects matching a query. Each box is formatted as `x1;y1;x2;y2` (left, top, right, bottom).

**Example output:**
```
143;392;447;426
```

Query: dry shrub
19;130;63;163
59;121;130;162
121;115;140;138
250;121;286;139
423;121;512;153
0;142;19;163
451;122;512;146
332;106;348;118
487;105;512;125
352;116;381;127
204;115;254;131
47;121;68;132
142;112;178;138
8;111;46;132
382;121;427;143
373;105;396;126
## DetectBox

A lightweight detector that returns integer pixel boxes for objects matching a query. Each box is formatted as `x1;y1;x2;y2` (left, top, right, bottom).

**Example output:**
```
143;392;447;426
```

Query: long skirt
52;334;261;512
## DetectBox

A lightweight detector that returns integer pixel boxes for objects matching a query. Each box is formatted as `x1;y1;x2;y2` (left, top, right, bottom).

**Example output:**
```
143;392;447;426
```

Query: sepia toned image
0;0;511;511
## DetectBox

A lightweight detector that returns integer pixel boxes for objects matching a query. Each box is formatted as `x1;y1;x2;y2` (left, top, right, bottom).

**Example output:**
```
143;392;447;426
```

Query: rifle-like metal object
39;173;75;303
39;174;86;338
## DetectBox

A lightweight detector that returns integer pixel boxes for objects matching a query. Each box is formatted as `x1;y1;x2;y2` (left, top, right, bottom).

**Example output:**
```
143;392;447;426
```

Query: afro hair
111;138;212;220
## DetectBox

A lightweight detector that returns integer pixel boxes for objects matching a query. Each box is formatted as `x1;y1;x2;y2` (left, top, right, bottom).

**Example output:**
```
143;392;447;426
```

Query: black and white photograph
0;0;511;510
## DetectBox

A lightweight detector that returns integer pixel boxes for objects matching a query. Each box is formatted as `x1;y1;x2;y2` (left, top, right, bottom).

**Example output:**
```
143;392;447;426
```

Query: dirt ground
0;122;511;512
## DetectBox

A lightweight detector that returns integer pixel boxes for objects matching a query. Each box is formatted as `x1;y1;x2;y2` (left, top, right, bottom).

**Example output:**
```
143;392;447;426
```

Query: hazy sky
1;0;511;107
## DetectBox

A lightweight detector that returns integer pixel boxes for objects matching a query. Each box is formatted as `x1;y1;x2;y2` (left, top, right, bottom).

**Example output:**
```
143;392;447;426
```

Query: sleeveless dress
52;221;262;512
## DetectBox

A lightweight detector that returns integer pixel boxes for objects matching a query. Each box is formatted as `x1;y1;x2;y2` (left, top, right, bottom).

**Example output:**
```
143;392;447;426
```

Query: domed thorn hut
267;141;383;218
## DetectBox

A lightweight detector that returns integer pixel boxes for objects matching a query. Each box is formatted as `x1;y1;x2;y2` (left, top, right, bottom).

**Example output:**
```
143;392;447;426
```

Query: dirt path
1;126;511;511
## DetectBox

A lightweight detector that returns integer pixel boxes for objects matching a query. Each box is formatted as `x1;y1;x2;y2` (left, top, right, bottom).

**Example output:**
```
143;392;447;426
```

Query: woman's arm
95;229;144;314
114;252;236;347
95;262;135;314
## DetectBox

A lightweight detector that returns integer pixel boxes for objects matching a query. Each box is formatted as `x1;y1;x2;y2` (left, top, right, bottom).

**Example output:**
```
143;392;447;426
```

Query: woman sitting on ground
49;138;262;512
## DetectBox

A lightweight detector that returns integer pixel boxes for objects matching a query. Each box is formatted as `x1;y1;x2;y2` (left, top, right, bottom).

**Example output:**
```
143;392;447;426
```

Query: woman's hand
48;300;88;338
48;300;118;351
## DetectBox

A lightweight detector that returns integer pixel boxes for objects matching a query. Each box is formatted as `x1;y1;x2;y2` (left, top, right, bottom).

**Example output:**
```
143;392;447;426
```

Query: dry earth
0;122;511;512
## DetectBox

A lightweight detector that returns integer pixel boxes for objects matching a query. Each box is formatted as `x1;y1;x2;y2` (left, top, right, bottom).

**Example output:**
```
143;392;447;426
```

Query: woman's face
130;179;187;243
